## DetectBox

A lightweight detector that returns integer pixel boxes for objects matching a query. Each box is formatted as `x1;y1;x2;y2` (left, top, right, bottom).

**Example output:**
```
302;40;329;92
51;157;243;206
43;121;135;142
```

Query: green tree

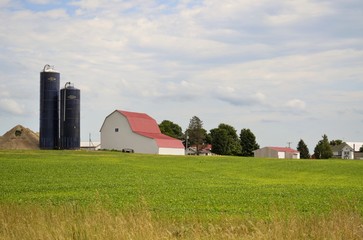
314;134;333;159
186;116;206;155
360;145;363;152
159;120;183;139
205;132;212;144
210;128;228;155
210;124;241;155
330;139;343;146
240;128;259;156
297;139;310;159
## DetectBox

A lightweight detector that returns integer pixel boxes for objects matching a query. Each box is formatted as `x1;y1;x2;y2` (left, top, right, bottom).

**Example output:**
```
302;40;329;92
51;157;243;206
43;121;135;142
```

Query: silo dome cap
42;64;59;73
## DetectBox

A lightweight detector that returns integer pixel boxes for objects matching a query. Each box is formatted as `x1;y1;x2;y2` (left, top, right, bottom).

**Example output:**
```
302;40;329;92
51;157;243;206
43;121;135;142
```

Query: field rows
1;150;363;239
1;150;362;219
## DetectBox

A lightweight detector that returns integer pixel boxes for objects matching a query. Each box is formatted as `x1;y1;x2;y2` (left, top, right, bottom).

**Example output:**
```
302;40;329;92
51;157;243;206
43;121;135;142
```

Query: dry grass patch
1;203;362;240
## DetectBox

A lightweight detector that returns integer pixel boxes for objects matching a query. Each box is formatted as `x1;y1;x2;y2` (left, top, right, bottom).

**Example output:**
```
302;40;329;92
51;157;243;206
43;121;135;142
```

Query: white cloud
265;1;333;26
286;99;306;111
0;0;362;149
0;99;25;116
0;0;10;7
214;87;267;107
70;0;104;10
27;0;56;4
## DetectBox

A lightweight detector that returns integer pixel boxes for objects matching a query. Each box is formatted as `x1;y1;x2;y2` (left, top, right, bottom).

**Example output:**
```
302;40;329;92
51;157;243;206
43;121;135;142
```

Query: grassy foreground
1;202;362;239
0;150;363;239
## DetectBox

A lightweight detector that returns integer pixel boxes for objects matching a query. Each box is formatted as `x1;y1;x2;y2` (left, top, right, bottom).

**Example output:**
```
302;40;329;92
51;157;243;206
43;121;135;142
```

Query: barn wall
253;147;278;158
159;147;185;155
287;152;300;159
277;151;285;159
100;112;124;150
254;147;300;159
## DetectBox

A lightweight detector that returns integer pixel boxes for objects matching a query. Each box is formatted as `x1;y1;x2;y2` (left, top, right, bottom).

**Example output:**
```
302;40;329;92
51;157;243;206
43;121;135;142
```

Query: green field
1;150;362;219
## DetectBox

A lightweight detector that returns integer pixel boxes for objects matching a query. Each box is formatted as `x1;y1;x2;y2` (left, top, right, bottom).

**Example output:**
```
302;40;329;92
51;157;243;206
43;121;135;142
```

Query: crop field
1;150;363;239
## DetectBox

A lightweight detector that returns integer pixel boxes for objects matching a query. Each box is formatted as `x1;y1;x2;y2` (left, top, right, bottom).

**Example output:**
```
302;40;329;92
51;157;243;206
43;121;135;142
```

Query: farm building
253;147;300;159
186;144;213;156
100;110;185;155
331;143;354;159
80;141;101;151
332;142;363;160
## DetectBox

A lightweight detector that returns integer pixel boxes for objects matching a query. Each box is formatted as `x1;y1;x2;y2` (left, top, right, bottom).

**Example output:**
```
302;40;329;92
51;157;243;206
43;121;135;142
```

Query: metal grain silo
39;64;60;149
60;82;80;149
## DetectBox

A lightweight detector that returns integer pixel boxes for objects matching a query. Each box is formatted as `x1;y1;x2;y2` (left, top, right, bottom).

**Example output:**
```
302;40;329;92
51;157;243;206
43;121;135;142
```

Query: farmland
1;150;363;239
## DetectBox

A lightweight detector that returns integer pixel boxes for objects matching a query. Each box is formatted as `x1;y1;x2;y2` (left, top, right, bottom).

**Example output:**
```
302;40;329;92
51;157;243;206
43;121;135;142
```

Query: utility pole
184;130;189;155
287;142;292;148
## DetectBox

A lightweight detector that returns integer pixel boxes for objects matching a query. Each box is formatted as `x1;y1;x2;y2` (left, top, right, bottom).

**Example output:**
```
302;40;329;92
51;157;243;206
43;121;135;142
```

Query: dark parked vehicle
122;148;134;153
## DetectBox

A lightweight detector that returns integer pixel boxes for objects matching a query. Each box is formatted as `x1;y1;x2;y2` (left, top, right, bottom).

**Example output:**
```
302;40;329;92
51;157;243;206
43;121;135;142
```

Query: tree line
159;116;363;158
299;135;363;159
159;116;259;156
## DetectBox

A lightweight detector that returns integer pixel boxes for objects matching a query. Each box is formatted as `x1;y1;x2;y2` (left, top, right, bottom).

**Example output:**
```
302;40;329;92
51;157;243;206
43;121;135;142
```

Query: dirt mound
0;125;39;150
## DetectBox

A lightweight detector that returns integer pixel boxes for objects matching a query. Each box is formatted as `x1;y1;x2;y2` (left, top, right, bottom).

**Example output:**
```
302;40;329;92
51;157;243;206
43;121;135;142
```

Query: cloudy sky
0;0;362;151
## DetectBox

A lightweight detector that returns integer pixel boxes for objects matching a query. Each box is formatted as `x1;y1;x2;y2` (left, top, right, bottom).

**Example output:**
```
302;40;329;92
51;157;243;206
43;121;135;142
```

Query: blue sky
0;0;362;151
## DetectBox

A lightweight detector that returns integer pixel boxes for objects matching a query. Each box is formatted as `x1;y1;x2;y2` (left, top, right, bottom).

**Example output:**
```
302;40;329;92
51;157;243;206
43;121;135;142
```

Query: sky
0;0;362;152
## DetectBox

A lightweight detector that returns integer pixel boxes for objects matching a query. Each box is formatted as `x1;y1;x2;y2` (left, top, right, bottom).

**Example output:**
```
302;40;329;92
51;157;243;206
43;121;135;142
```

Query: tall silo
40;64;60;149
60;82;80;149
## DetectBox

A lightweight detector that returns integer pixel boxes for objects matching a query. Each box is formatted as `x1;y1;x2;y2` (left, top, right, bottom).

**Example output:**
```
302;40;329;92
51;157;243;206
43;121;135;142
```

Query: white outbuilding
100;110;185;155
253;147;300;159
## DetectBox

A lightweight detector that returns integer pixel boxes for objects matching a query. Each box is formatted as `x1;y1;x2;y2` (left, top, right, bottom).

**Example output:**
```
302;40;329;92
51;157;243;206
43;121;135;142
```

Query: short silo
39;64;60;149
60;82;80;149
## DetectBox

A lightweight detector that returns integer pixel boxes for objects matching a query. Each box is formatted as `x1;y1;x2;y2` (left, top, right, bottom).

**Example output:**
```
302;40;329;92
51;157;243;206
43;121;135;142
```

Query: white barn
253;147;300;159
100;110;185;155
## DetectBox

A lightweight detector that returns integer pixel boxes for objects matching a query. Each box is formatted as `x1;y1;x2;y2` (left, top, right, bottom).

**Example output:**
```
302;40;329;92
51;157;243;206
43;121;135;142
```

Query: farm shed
100;110;185;155
253;147;300;159
80;141;101;151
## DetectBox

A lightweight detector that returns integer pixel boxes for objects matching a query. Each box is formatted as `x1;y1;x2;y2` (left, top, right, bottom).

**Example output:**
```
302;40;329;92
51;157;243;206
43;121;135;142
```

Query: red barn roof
117;110;161;133
269;147;299;153
117;110;184;149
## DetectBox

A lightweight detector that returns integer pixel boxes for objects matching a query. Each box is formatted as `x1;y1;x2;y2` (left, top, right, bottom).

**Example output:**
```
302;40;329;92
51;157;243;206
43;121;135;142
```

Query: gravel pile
0;125;39;150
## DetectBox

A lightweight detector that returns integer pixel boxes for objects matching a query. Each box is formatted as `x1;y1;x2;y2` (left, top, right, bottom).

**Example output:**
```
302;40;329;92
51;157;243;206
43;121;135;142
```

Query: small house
331;143;354;159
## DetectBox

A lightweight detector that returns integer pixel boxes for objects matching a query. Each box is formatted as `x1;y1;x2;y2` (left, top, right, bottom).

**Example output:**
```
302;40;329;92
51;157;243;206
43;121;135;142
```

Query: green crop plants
1;150;362;217
0;150;362;239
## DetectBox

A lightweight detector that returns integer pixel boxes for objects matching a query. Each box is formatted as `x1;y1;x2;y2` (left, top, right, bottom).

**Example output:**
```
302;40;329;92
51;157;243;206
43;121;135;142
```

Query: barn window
115;128;119;132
